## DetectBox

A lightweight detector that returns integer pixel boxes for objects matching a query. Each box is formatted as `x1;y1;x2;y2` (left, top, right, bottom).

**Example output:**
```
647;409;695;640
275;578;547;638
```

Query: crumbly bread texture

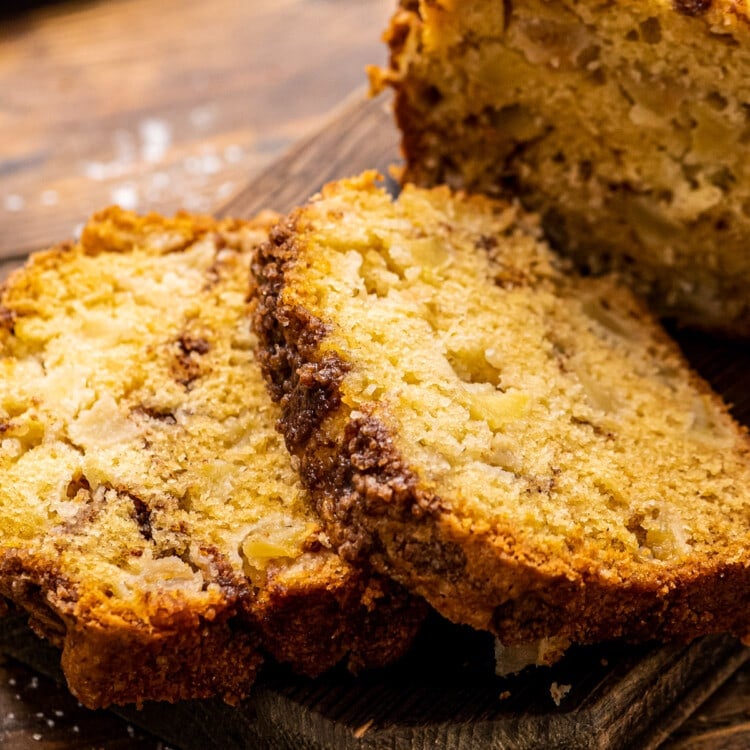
253;172;750;647
0;207;421;709
372;0;750;335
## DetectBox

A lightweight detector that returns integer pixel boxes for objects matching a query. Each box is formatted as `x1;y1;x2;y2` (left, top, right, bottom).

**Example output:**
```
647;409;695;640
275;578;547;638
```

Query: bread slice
253;171;750;648
371;0;750;335
0;207;422;709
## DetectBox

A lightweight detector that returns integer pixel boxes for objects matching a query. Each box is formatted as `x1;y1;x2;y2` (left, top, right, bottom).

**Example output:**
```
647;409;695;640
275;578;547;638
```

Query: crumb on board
550;682;572;706
353;718;375;739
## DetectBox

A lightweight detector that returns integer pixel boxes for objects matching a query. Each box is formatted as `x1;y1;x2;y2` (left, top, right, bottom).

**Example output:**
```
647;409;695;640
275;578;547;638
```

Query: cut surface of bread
0;207;421;709
253;171;750;647
372;0;750;334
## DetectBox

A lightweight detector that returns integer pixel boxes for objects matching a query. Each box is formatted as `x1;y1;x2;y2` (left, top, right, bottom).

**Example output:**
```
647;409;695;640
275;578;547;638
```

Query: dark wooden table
2;1;750;747
0;0;392;259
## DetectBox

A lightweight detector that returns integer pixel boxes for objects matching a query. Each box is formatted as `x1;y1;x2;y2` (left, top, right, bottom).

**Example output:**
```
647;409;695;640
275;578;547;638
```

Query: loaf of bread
0;207;422;709
372;0;750;335
253;172;750;648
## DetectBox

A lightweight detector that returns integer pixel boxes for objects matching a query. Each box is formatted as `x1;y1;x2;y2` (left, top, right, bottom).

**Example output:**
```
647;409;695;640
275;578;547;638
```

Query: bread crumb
550;682;572;706
499;690;512;700
353;718;374;738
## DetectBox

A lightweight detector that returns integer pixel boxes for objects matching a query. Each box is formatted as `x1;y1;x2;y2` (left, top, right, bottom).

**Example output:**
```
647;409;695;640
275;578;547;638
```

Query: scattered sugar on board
4;195;25;212
189;105;216;130
224;144;243;163
110;184;139;211
217;181;235;201
183;151;222;176
83;161;119;181
114;128;136;163
139;118;172;163
40;190;58;207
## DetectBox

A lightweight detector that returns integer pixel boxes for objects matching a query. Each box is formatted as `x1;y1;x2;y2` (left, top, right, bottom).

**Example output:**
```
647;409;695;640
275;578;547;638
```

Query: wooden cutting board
2;93;750;750
0;611;746;750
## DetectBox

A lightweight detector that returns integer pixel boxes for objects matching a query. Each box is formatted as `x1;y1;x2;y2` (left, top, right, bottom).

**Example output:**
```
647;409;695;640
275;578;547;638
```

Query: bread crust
0;207;423;708
252;177;750;646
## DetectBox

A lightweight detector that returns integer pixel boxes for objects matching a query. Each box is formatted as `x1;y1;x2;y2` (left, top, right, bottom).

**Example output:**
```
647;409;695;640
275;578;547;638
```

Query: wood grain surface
0;0;393;258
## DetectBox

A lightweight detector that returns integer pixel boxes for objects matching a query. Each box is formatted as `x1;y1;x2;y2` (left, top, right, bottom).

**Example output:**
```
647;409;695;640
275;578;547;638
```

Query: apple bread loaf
253;172;750;647
372;0;750;334
0;207;421;709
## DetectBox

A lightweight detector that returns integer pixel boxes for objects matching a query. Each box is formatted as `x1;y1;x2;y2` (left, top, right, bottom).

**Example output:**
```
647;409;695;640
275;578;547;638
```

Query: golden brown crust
0;553;261;708
255;556;423;673
0;207;423;708
252;175;750;646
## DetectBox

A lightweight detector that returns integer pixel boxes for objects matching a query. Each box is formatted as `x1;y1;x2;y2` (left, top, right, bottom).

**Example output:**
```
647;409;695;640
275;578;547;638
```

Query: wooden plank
218;93;401;219
663;659;750;749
